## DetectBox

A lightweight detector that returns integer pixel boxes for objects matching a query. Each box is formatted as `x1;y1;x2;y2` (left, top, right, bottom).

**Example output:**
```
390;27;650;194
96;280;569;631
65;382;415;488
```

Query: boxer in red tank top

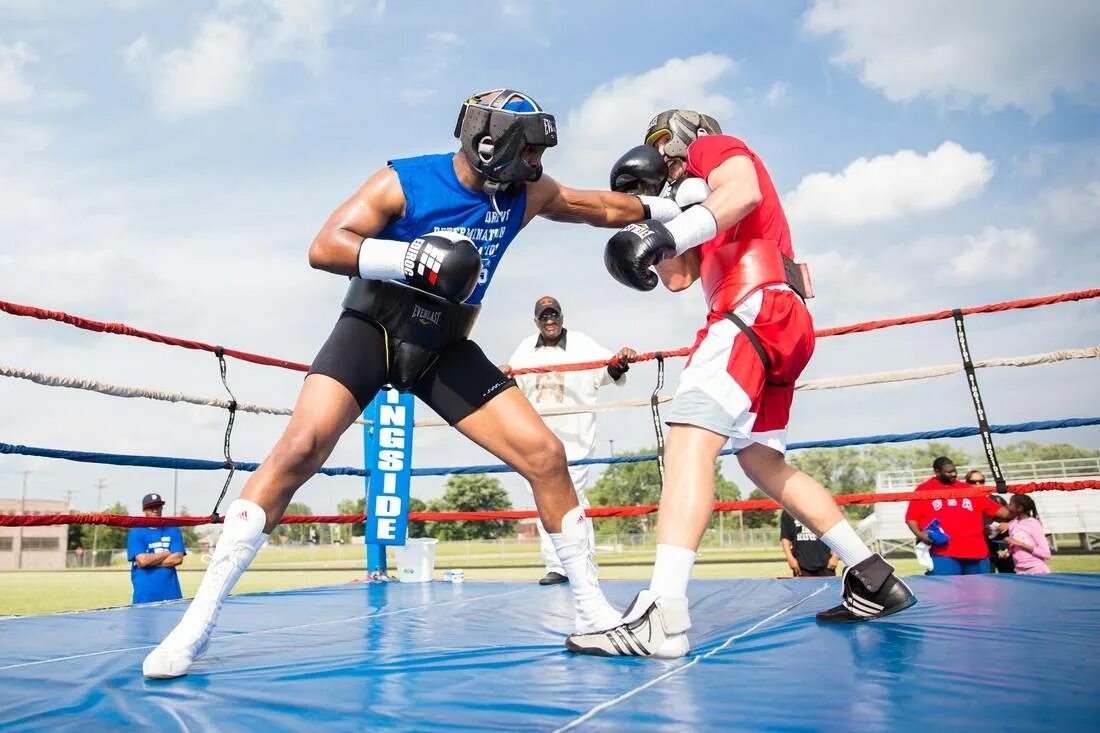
568;110;917;659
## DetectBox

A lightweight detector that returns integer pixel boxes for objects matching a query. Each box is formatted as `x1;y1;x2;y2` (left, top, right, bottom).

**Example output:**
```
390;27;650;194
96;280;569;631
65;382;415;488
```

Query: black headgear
454;89;558;192
644;109;722;162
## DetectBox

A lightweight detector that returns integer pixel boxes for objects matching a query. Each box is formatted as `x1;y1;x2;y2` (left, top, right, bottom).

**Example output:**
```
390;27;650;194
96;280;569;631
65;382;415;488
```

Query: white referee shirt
507;329;625;460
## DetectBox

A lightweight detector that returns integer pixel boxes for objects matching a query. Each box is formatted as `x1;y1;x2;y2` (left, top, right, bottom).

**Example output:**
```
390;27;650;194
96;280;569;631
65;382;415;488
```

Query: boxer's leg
569;462;597;566
143;315;385;678
566;308;763;658
415;341;621;633
528;477;567;583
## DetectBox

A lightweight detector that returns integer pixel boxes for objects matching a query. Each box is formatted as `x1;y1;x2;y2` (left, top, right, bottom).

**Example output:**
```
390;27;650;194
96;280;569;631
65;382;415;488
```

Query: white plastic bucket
392;538;438;583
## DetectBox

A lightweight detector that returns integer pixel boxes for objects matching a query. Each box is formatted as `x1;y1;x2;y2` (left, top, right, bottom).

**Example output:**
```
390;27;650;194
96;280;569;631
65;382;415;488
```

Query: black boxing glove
610;145;667;196
401;231;482;303
604;220;677;291
610;145;682;223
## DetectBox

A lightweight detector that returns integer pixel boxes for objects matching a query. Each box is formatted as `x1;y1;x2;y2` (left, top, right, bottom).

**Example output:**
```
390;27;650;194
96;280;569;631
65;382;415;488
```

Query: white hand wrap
357;238;408;280
665;205;718;255
638;195;682;223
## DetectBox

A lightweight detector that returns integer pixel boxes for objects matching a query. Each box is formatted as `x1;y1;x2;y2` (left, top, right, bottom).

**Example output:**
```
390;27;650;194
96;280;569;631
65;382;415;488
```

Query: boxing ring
1;575;1098;731
2;289;1100;731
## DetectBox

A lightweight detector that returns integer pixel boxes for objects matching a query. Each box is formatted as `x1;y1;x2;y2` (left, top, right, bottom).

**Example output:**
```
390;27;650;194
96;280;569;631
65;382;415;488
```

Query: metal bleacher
858;457;1100;556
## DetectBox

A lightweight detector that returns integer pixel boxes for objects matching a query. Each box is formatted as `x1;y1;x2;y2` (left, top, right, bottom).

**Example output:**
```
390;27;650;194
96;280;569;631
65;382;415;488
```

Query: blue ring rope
1;417;1096;478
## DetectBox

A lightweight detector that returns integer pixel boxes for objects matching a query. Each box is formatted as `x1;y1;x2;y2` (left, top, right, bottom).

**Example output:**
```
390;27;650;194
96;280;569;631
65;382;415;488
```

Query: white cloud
0;119;53;155
946;227;1039;283
132;19;255;118
263;0;348;67
803;249;915;312
124;0;347;119
1037;182;1100;233
0;40;34;104
1012;145;1061;179
803;0;1100;116
427;31;460;45
500;0;531;18
763;81;787;107
785;141;994;229
555;54;736;187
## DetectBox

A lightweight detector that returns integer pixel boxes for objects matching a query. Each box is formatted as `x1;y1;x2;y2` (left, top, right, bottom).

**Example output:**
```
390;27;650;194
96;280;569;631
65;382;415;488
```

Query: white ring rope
796;345;1100;391
2;345;1095;429
0;363;372;425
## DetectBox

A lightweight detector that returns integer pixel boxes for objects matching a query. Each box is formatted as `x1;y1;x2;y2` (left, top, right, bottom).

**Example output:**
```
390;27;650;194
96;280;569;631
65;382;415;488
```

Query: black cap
142;493;165;509
534;296;562;317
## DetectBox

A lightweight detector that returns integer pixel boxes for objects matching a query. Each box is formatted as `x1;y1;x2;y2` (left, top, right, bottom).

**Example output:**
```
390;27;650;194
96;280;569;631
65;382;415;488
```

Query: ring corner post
364;388;415;579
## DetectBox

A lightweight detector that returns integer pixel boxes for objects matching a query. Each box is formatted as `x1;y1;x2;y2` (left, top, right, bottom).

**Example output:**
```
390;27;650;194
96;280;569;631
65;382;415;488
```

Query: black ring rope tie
650;352;666;486
209;346;239;520
952;309;1007;493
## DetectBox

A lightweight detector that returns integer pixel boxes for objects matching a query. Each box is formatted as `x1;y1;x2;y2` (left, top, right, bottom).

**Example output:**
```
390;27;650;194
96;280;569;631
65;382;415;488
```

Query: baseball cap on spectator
534;296;562;317
142;493;165;509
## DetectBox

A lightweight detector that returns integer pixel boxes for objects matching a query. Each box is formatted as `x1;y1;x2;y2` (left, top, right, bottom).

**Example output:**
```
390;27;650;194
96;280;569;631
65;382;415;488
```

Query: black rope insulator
650;352;666;486
210;348;239;519
952;310;1007;492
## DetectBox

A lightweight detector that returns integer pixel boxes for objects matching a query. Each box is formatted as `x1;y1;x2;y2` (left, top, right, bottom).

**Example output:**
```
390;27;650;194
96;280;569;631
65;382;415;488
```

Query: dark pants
798;567;836;577
987;538;1016;573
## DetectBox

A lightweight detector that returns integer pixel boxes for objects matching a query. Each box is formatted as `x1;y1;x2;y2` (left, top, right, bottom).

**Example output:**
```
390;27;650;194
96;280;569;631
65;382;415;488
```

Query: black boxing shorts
308;311;515;425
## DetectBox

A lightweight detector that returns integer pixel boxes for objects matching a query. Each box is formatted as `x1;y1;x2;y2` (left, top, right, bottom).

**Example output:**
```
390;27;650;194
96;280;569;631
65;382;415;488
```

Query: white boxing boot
566;590;691;659
142;499;268;678
549;506;622;633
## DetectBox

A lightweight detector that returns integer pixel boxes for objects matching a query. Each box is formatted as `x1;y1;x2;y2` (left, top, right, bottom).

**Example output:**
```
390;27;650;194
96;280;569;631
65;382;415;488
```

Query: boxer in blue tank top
144;89;687;679
377;153;527;306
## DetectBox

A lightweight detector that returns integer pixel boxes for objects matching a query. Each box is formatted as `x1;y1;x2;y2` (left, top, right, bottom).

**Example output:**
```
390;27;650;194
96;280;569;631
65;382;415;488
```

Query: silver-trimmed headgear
644;109;722;162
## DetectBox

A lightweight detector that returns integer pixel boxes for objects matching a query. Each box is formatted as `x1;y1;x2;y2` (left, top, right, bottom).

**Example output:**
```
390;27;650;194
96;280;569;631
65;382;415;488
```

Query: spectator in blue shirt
127;493;186;603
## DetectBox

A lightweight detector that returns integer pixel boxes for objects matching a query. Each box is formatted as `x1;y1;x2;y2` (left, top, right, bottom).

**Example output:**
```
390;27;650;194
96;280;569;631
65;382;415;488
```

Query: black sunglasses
967;478;986;485
537;311;561;322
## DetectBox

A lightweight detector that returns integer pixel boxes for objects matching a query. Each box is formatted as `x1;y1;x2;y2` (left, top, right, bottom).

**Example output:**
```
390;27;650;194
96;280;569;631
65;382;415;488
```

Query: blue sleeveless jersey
378;154;528;305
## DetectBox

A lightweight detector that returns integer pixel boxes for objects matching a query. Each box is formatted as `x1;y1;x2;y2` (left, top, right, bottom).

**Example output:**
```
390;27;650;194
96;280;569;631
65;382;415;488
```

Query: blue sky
1;0;1099;517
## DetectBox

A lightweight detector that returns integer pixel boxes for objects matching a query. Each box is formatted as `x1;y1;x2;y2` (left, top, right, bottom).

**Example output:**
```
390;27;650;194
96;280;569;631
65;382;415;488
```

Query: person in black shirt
969;471;1015;574
780;510;838;577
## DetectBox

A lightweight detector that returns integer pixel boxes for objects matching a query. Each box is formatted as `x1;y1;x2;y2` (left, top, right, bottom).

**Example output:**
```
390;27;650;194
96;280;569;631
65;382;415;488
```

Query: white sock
649;544;697;599
172;498;268;640
549;506;620;632
820;520;873;568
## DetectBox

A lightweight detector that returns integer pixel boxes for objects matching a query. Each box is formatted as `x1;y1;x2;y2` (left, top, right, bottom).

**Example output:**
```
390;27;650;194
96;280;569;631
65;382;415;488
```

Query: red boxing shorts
665;286;815;452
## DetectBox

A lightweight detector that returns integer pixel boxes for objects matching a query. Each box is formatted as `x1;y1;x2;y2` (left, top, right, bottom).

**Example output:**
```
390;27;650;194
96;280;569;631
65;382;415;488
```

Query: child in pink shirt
1004;495;1051;575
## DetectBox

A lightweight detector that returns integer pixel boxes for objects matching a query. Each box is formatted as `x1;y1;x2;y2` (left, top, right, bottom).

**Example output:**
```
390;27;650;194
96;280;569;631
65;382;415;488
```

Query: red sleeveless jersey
685;134;793;260
685;135;794;311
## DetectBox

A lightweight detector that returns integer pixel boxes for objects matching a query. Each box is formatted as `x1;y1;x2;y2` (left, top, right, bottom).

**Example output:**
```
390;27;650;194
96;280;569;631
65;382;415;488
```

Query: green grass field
3;547;1098;617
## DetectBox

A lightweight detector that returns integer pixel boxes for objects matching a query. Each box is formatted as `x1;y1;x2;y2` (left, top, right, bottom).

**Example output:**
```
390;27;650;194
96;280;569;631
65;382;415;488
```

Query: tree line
69;440;1097;548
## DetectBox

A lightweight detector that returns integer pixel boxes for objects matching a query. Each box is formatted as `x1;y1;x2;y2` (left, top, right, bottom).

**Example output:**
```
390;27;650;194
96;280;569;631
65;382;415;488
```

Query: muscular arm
523;174;646;228
656;248;700;292
649;155;762;291
308;167;407;276
700;155;762;232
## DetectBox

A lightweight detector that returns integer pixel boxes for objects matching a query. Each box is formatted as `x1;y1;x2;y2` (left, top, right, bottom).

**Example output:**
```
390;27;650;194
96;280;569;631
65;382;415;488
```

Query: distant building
515;518;539;540
0;498;68;570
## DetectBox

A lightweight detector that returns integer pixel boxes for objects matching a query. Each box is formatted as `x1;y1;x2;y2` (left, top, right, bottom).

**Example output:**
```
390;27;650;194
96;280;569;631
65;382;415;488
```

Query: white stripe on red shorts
664;286;814;452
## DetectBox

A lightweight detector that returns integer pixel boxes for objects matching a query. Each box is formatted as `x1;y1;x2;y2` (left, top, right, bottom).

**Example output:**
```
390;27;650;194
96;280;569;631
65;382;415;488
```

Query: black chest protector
341;279;481;391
